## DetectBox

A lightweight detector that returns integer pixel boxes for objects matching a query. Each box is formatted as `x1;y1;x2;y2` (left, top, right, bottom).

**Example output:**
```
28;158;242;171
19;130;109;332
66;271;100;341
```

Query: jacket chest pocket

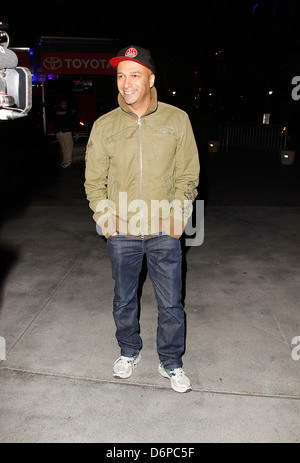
149;127;176;159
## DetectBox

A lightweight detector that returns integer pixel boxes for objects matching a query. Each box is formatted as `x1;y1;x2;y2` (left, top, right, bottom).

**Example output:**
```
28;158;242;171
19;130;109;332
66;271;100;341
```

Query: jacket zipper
138;117;144;239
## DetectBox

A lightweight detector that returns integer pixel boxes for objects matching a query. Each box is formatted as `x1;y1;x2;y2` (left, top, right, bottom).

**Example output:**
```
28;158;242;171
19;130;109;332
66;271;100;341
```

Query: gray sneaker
113;354;141;379
158;363;192;393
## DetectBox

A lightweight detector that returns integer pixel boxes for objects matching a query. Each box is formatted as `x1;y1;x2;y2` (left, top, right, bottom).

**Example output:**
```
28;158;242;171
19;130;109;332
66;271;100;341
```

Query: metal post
41;73;46;135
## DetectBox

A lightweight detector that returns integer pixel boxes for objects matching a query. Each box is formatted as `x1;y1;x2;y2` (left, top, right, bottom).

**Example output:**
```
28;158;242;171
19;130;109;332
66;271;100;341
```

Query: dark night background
2;0;300;123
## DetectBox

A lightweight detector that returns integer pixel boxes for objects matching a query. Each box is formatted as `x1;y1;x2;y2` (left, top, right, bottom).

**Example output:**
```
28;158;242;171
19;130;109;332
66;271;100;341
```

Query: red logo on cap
125;47;138;58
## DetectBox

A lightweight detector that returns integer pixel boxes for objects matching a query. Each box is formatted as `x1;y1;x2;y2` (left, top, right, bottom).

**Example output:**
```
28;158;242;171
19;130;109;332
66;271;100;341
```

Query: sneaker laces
114;356;137;366
169;367;185;377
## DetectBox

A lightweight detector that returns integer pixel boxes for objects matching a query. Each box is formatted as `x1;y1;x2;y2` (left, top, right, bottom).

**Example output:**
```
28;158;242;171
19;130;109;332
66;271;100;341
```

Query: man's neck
126;99;151;118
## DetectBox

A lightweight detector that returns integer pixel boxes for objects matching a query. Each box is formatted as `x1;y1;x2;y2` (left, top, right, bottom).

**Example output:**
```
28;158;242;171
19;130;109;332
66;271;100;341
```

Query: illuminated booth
37;36;118;136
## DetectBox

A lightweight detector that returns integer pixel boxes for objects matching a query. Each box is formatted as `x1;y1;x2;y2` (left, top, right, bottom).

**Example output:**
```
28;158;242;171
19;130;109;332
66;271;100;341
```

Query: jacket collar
118;86;158;118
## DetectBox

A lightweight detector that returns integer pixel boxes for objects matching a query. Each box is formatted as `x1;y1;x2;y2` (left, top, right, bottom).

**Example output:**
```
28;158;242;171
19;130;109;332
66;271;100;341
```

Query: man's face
117;60;155;113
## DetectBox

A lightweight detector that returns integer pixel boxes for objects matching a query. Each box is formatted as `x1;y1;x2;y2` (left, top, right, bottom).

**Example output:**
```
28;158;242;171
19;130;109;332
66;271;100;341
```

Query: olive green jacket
84;87;200;238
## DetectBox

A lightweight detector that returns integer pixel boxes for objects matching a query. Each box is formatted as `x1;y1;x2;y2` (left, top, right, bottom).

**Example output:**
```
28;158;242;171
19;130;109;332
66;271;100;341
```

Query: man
84;46;200;393
53;99;74;168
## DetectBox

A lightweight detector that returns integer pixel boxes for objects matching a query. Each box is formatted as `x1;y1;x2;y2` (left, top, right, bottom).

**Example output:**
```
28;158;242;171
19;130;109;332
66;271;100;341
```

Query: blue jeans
107;234;185;370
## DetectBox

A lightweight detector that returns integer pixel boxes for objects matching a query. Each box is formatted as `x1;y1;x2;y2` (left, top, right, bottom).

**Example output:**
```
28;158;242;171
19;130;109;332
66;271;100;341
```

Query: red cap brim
109;56;151;71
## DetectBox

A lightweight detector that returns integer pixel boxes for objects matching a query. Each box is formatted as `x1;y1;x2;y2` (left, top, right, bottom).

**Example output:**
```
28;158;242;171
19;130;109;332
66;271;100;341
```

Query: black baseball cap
110;45;156;74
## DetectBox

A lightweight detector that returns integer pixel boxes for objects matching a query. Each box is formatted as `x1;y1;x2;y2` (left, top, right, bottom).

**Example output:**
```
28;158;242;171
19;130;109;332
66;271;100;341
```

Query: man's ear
149;73;155;88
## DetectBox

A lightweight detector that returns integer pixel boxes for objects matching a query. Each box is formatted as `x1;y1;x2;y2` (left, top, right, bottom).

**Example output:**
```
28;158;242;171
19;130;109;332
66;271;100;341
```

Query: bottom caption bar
101;445;200;460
